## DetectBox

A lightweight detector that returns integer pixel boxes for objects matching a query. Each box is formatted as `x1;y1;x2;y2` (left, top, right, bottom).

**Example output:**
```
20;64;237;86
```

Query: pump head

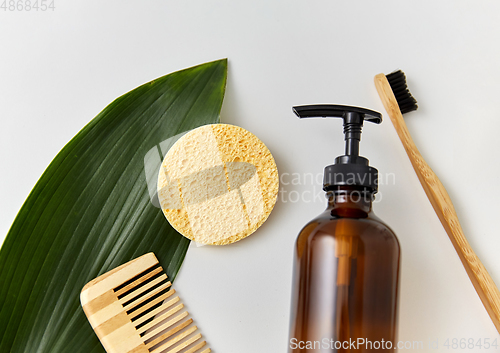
293;104;382;193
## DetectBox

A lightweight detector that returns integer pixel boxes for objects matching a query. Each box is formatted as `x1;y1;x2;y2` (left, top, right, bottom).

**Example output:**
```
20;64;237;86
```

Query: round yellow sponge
157;124;279;245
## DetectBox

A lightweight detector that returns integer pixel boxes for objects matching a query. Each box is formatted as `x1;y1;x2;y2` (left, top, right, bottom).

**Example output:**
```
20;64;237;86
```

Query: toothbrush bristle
386;70;418;114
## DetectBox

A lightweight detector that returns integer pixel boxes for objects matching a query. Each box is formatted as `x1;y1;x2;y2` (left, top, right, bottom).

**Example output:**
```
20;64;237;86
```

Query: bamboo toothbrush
374;70;500;334
81;253;211;353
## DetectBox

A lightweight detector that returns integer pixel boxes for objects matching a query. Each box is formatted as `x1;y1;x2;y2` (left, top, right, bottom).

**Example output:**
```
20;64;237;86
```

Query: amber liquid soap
289;105;401;352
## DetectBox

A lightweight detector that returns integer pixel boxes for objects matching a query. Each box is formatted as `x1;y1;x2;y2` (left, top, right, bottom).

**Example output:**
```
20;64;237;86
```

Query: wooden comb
80;253;211;353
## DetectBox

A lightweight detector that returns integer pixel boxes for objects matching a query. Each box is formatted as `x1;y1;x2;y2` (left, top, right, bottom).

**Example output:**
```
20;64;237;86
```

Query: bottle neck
327;186;374;218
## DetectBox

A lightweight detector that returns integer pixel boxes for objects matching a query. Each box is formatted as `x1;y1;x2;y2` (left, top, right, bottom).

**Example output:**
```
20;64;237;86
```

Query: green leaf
0;59;227;353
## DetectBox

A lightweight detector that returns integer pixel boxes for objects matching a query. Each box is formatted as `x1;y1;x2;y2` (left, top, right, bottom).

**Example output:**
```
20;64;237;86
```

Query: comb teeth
81;253;211;353
386;70;418;114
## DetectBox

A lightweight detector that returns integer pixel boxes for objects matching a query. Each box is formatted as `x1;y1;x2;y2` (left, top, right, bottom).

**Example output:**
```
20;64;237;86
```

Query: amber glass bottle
289;105;401;352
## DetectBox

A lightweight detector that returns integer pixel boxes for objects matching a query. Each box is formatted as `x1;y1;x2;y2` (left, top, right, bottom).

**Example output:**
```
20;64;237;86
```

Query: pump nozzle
293;104;381;123
293;104;382;192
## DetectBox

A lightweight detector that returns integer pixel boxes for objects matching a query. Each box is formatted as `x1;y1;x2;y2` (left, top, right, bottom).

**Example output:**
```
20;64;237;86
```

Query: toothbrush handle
375;74;500;333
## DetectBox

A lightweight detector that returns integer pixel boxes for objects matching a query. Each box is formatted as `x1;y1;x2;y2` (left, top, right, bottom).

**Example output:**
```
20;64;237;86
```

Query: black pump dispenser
293;104;382;193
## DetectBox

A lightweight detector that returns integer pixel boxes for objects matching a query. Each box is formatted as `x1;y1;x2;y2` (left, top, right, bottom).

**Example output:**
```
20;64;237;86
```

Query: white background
1;1;500;352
